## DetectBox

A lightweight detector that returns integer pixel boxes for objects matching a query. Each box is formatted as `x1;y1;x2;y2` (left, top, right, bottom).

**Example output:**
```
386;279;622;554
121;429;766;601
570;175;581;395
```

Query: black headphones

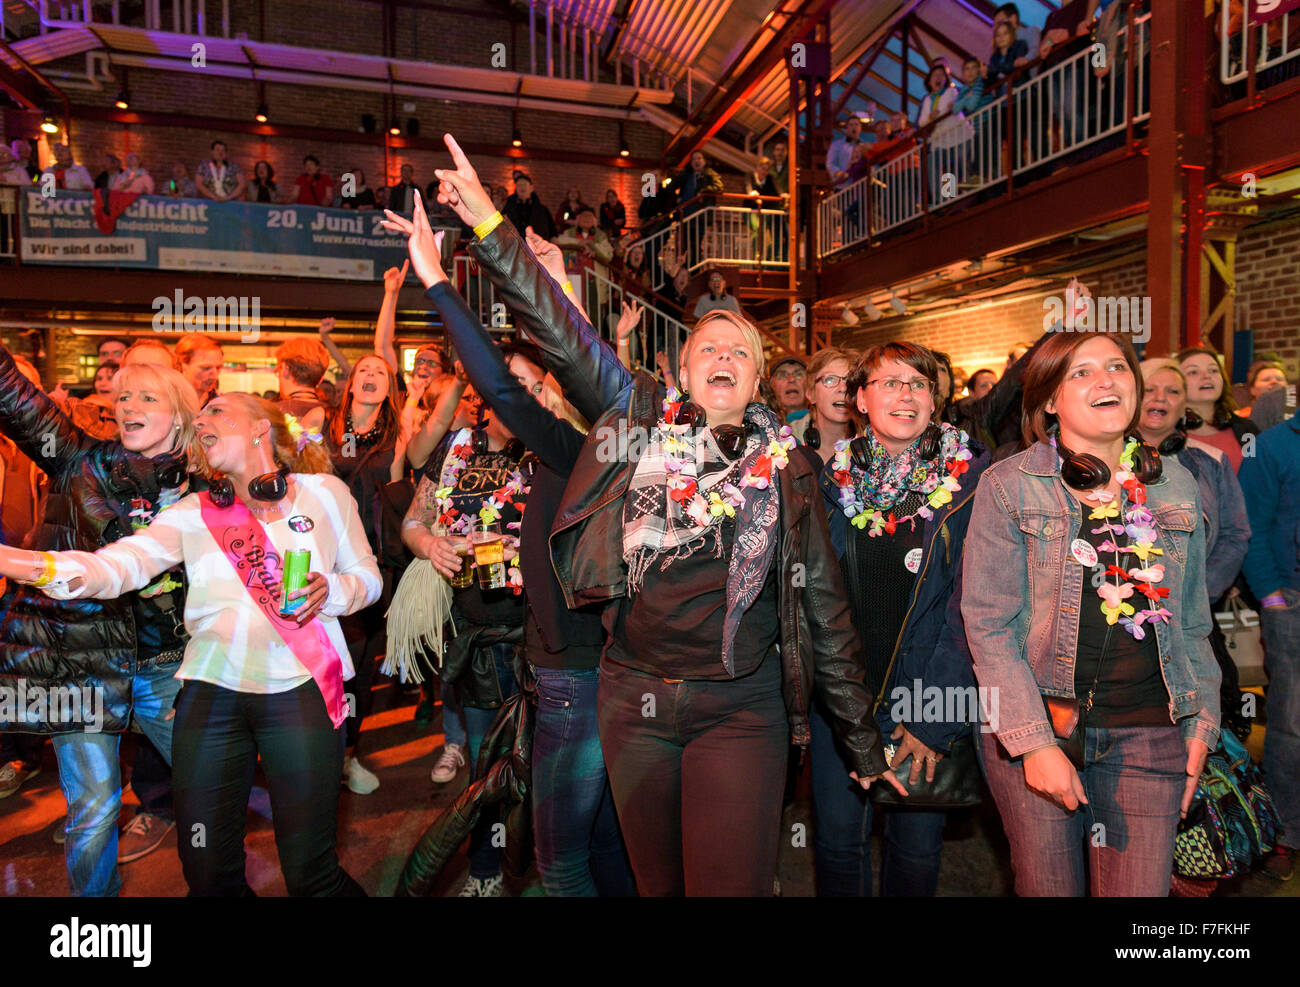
673;399;753;461
1055;429;1162;490
209;464;291;509
1155;408;1203;456
469;430;526;463
151;448;189;490
848;422;942;470
804;418;859;451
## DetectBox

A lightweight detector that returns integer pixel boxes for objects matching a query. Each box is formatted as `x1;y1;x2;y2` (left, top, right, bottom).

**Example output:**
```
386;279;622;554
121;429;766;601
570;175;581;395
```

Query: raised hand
383;259;410;294
432;134;496;229
615;300;643;341
318;316;336;336
380;191;449;291
525;226;570;285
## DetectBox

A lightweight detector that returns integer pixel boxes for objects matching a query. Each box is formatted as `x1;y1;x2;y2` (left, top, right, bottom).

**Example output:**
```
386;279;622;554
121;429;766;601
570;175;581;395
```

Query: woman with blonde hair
0;349;199;896
0;393;382;896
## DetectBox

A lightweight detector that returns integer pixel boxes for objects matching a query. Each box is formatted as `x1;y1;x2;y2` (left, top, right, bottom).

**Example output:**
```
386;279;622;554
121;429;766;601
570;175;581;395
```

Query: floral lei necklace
1084;438;1172;641
829;426;973;535
435;429;529;593
659;388;796;526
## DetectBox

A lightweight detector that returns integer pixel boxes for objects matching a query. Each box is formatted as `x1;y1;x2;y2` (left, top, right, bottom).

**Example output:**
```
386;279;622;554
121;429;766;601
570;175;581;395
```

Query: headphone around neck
1054;428;1163;490
847;422;942;469
209;464;291;509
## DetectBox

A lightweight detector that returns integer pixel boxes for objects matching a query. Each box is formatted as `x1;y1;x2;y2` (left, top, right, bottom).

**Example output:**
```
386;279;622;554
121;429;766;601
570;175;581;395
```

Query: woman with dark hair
932;350;956;420
1177;346;1258;472
248;160;278;203
810;341;988;896
962;332;1220;896
429;131;903;896
324;354;407;793
1;394;381;896
600;189;626;238
338;168;376;210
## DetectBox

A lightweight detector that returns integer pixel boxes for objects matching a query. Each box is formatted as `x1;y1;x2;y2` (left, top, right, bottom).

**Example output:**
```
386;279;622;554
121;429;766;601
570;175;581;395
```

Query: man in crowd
769;355;810;424
504;173;557;240
826;117;865;188
294;155;334;207
274;338;332;434
692;271;742;320
11;140;39;182
673;150;724;207
174;333;223;406
93;153;122;191
0;144;31;186
98;338;128;364
390;162;422;214
1239;405;1300;882
966;368;997;401
769;138;791;197
995;2;1042;54
196;140;246;202
41;143;94;191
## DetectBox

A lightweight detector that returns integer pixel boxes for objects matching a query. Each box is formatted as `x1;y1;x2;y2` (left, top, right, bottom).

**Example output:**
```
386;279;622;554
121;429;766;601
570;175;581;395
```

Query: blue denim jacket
1239;408;1300;597
961;440;1221;757
1175;442;1250;601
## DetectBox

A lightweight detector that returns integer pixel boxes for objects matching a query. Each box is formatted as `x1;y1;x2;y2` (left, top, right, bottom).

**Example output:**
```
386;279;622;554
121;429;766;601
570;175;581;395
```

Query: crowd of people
0;130;1294;900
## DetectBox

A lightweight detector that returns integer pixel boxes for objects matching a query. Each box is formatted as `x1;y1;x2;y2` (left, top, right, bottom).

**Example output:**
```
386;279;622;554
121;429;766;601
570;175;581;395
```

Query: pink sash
199;492;348;728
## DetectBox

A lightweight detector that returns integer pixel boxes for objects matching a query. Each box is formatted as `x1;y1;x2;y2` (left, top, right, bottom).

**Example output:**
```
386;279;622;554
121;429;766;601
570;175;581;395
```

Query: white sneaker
342;756;380;795
431;743;465;784
457;873;503;897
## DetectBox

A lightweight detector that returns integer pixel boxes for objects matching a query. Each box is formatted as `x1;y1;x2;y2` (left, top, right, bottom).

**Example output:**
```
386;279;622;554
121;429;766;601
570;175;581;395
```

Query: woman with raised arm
0;395;381;896
429;132;902;896
0;349;197;896
382;199;633;896
962;333;1219;896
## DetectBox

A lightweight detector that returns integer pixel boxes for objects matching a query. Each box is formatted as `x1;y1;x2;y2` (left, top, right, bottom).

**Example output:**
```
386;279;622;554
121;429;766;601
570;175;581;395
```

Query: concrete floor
0;677;1293;898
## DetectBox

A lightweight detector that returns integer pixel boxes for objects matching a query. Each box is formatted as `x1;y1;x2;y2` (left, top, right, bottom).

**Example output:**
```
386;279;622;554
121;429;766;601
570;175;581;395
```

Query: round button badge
288;515;315;533
1070;538;1098;567
904;547;923;573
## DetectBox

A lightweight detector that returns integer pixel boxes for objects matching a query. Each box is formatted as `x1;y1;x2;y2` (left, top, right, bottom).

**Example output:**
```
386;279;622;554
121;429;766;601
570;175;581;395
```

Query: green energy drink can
280;549;311;615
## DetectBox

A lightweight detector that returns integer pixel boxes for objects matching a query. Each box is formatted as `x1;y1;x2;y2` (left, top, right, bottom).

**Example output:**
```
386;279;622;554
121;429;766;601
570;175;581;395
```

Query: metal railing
0;187;17;260
818;12;1151;259
34;0;233;35
627;194;790;291
1220;0;1300;85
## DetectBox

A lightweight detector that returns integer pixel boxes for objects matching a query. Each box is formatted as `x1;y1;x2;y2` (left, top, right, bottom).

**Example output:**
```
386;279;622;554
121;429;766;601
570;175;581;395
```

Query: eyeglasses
413;357;441;370
772;368;806;382
867;377;930;394
816;374;846;388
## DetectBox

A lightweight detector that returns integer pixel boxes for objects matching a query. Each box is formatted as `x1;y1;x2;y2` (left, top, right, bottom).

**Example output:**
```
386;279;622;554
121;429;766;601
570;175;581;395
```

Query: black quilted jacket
0;344;190;735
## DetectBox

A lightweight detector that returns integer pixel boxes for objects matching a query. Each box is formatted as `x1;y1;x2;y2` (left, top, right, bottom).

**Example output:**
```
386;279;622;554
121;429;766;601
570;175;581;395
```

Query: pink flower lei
660;387;796;526
1086;438;1173;640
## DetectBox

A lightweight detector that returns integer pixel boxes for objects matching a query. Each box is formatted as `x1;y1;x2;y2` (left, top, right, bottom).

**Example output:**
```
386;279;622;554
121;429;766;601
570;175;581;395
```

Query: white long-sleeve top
47;474;381;695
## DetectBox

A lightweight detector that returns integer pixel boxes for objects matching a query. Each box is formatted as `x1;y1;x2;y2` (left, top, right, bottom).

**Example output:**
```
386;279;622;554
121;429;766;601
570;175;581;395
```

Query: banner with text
18;190;420;281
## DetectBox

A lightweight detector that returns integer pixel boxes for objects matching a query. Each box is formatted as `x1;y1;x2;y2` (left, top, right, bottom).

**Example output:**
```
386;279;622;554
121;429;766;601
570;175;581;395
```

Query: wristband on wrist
1261;592;1287;608
560;280;575;296
473;211;504;240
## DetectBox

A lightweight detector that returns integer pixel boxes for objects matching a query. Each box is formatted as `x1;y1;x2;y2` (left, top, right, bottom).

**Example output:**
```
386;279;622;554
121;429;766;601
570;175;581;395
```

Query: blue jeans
1261;589;1300;848
51;662;179;897
464;643;519;880
979;724;1185;896
532;665;634;897
441;679;467;749
809;701;946;896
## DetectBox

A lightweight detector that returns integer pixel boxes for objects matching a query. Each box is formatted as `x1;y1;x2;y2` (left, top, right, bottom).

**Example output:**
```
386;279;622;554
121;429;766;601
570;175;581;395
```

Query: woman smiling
962;334;1220;896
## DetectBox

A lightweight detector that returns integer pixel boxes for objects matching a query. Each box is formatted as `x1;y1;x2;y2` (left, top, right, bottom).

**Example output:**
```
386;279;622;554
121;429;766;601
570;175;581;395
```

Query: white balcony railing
1220;0;1300;85
628;200;789;292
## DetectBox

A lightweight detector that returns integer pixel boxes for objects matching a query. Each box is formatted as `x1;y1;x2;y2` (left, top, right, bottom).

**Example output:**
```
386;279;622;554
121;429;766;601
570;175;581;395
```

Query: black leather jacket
0;344;189;735
469;222;888;777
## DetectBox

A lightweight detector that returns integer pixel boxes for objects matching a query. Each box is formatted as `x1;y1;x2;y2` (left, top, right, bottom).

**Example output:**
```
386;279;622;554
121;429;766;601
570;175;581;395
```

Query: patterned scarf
623;400;784;674
838;421;970;512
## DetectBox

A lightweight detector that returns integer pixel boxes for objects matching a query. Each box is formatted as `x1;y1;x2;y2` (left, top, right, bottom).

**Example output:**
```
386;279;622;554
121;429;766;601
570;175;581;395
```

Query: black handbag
869;731;982;810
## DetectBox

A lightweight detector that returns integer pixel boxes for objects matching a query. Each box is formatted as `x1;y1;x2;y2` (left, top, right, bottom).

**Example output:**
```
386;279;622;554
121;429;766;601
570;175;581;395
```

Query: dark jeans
809;701;946;896
532;665;634;896
1261;588;1300;848
978;724;1184;896
463;642;520;880
129;733;173;819
172;679;364;897
597;650;788;896
0;731;45;770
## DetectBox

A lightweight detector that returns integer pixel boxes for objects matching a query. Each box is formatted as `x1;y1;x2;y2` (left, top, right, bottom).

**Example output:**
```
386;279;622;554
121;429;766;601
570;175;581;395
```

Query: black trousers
172;679;365;897
597;650;788;896
340;575;391;751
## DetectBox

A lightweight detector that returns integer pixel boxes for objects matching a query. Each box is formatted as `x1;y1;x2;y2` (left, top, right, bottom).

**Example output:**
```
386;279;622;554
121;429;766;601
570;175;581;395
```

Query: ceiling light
40;115;59;134
114;88;130;110
389;117;402;136
840;304;859;326
861;300;883;321
889;294;907;315
255;102;269;123
511;128;523;147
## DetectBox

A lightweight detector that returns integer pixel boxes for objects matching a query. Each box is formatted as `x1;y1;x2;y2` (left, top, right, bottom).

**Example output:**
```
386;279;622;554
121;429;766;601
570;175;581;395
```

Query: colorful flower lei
435;429;529;593
659;387;795;527
1087;438;1173;640
829;429;973;536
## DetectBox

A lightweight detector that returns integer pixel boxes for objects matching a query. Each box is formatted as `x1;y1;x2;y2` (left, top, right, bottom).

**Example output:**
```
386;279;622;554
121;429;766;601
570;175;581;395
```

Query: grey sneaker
117;811;175;864
431;743;465;784
0;760;39;799
457;873;503;897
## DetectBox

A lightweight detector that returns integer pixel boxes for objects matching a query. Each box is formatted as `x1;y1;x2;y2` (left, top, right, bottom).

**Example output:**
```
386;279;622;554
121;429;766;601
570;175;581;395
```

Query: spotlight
889;293;907;315
861;300;883;321
840;304;859;326
389;117;401;136
114;88;130;110
40;115;59;134
511;128;522;148
255;102;269;123
619;122;630;157
620;144;630;158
